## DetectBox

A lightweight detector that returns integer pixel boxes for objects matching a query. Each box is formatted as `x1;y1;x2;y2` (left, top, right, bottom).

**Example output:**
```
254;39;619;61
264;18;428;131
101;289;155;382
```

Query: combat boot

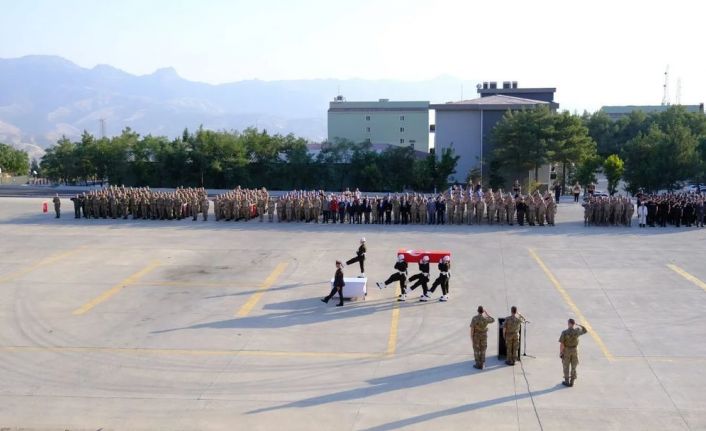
562;380;571;387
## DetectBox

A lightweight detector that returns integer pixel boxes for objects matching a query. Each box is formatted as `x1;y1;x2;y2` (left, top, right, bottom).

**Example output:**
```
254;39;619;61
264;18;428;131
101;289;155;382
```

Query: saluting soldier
470;306;495;369
559;318;588;387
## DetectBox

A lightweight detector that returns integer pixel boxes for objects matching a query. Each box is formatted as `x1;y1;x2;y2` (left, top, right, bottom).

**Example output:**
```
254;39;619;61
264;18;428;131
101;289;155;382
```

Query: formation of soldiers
582;196;635;226
60;184;560;227
69;186;210;220
213;187;269;222
274;186;558;227
635;193;705;228
582;192;705;228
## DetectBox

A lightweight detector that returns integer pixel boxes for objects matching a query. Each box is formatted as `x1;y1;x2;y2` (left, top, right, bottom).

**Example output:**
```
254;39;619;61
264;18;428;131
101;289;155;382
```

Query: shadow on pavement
152;296;428;333
358;384;562;431
246;360;560;417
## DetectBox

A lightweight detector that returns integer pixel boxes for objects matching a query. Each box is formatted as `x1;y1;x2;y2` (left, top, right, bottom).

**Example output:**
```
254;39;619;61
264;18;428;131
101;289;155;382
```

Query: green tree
432;148;460;192
602;154;624;195
550;111;597;192
573;154;602;190
492;106;555;182
0;143;30;175
583;111;617;157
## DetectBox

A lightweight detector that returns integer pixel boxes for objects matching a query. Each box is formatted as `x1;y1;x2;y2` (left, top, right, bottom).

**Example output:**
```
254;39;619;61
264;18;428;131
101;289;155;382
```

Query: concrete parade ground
0;196;705;431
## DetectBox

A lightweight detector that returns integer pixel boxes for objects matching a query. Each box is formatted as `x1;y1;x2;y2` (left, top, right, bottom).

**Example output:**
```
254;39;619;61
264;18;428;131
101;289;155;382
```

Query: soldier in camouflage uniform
470;306;495;369
559;318;588;387
503;306;523;366
268;197;276;222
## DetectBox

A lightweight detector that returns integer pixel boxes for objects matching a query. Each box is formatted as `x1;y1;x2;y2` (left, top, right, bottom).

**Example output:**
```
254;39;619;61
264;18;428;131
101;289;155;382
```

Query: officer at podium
503;306;523;365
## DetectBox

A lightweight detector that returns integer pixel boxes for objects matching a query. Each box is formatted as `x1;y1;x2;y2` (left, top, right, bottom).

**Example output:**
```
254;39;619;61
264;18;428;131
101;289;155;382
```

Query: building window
400;138;405;144
365;138;371;143
400;127;404;132
366;127;370;133
410;143;415;149
365;115;371;121
400;115;405;121
410;139;416;144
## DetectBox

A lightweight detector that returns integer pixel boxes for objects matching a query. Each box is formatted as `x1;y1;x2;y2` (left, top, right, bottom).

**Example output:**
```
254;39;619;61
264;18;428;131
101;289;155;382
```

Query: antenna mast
661;65;670;106
99;118;106;139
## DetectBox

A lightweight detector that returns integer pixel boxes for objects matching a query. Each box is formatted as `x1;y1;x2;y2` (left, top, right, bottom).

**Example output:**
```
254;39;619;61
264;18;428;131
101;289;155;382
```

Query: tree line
583;106;706;193
38;127;459;192
490;105;706;194
0;143;30;176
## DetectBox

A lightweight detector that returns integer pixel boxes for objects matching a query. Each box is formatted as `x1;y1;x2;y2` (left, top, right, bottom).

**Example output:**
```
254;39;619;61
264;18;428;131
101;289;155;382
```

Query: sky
1;0;705;112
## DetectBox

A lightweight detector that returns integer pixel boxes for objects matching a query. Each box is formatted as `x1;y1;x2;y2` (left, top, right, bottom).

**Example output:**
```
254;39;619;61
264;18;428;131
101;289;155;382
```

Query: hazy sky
1;0;704;112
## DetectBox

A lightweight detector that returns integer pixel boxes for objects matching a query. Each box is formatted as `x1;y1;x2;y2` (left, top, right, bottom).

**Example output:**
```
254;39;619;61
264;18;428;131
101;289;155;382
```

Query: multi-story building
327;97;430;153
431;82;558;186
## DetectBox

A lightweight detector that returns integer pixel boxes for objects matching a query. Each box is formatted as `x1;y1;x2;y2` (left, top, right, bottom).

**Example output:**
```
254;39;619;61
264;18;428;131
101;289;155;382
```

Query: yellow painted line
668;264;706;293
236;262;289;316
528;248;614;361
72;261;161;315
0;246;86;284
0;345;379;359
142;280;252;287
386;285;401;356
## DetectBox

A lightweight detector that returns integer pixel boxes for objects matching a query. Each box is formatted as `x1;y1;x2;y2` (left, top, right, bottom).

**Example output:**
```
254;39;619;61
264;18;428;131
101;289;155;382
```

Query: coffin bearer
377;254;408;301
321;260;345;307
408;255;431;301
503;306;523;365
344;238;366;277
429;255;451;302
470;306;495;369
559;318;588;387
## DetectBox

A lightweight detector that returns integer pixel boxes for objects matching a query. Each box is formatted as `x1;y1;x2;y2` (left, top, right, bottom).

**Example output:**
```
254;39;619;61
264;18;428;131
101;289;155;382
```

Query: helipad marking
73;260;160;315
668;264;706;293
529;248;614;361
236;262;288;316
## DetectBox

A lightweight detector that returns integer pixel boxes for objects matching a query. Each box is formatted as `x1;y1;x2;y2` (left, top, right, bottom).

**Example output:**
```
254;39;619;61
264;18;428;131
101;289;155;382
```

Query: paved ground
1;197;705;431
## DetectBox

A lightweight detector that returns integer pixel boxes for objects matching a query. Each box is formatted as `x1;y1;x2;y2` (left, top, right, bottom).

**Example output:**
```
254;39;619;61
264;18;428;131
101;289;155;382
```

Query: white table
330;277;367;300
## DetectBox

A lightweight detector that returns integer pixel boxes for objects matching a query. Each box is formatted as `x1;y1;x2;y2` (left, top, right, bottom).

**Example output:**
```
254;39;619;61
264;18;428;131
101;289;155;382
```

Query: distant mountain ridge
0;55;478;159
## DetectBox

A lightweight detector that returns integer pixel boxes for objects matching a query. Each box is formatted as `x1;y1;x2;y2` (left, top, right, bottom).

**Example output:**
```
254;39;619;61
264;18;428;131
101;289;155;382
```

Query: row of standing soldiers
270;189;558;226
582;196;635;226
69;186;210;220
213;187;269;222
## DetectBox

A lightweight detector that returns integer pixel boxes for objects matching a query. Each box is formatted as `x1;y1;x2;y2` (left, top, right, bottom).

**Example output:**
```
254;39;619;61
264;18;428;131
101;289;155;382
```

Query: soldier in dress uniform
377;254;409;301
344;238;366;277
321;260;345;307
429;255;451;302
408;255;431;301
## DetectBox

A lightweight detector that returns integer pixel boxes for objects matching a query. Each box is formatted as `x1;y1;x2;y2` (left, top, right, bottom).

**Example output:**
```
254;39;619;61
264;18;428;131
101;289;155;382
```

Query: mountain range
0;55;479;160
